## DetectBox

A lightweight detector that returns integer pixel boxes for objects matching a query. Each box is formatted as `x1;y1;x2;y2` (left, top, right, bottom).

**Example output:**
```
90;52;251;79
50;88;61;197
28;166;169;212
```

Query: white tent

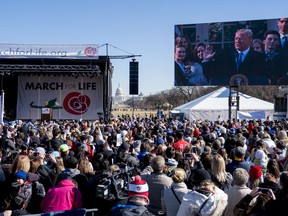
172;87;274;121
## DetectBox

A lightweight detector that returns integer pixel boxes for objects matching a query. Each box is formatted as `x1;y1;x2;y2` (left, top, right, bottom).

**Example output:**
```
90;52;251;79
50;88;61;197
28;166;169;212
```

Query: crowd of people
0;115;288;215
175;18;288;86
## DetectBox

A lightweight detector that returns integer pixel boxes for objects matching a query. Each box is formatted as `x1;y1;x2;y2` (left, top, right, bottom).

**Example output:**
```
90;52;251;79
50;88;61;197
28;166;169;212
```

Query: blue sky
1;0;287;96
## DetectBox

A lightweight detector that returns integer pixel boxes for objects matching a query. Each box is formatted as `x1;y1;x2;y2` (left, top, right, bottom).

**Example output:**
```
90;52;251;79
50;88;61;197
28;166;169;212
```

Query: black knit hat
191;169;211;186
280;172;288;188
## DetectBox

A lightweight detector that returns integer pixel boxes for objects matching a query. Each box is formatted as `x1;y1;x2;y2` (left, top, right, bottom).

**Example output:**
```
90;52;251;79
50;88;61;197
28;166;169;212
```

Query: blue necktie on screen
283;36;288;47
237;52;243;71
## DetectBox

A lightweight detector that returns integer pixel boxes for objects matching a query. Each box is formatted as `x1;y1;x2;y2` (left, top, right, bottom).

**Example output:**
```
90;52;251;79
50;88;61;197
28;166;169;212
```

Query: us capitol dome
114;84;126;103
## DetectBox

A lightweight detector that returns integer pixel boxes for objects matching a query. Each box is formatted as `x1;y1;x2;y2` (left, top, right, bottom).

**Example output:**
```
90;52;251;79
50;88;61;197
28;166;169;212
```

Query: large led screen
174;18;288;86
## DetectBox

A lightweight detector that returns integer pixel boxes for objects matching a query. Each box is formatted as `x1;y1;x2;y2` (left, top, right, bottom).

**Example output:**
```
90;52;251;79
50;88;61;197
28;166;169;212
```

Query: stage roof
0;56;112;76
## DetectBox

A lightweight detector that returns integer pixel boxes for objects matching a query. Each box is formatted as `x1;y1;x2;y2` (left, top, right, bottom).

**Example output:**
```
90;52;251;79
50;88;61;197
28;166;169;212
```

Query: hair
234;147;245;159
212;139;221;151
217;148;228;164
140;142;152;152
78;157;94;174
201;152;213;171
65;156;78;169
267;159;280;179
166;135;175;145
246;193;272;215
88;135;94;143
249;178;260;189
252;38;264;52
183;144;192;154
211;154;228;183
10;155;30;174
194;180;215;193
52;128;61;137
174;150;184;162
203;145;212;154
194;43;206;53
71;179;78;188
45;130;53;140
151;155;165;172
174;44;186;55
262;132;271;139
280;171;288;188
263;30;280;41
142;153;155;167
171;168;186;183
166;147;176;159
56;157;65;172
176;131;184;139
175;35;189;48
110;164;120;173
30;158;42;173
233;168;249;186
128;196;149;205
157;144;167;156
278;130;288;140
236;28;253;40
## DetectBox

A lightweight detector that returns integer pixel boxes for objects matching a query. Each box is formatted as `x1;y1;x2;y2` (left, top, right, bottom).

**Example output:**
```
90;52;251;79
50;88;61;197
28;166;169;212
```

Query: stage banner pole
0;91;4;124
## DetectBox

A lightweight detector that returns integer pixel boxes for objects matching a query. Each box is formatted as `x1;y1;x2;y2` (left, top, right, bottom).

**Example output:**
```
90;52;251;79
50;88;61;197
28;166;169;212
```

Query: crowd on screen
0;114;288;215
175;18;288;86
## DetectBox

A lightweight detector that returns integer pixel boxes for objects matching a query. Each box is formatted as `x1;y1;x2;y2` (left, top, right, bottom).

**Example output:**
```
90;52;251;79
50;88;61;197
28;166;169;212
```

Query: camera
258;187;270;193
192;146;197;154
184;153;192;160
96;163;136;201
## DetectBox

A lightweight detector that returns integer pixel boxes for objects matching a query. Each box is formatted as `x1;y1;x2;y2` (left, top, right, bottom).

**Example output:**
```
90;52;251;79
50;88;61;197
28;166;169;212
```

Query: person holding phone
233;186;276;215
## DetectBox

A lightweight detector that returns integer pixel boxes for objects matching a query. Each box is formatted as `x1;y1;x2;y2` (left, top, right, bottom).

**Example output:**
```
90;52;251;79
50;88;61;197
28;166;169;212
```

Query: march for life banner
0;44;99;59
17;75;104;120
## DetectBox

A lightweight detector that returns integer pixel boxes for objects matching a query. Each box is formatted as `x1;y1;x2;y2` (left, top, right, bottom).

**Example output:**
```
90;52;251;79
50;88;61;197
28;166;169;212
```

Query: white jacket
161;182;191;216
177;186;228;216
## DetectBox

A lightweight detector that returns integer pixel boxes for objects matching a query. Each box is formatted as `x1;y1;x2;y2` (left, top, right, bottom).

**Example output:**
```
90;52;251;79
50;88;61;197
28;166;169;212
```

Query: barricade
22;208;98;216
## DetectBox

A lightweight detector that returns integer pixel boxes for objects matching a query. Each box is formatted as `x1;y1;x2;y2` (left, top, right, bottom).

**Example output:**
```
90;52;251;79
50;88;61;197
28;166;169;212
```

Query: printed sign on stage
17;75;103;120
0;44;99;59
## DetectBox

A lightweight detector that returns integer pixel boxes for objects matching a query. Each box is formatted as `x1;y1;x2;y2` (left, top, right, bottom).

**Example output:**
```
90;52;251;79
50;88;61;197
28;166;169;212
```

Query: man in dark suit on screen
276;18;288;84
207;28;267;86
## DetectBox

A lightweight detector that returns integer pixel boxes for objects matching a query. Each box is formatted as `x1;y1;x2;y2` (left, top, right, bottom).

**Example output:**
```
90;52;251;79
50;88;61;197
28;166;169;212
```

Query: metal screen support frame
229;86;240;120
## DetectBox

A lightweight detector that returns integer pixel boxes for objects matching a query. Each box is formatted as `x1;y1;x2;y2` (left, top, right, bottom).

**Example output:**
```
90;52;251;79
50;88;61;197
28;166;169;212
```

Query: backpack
111;204;155;216
27;181;46;213
11;182;32;210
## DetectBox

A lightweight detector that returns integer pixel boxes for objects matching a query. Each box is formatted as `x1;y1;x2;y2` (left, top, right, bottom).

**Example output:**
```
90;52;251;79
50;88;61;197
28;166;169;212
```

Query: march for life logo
82;47;97;57
63;92;91;115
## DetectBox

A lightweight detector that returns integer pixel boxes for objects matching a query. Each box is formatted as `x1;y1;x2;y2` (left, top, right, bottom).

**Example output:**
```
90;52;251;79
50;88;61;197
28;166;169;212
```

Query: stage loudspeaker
129;61;139;95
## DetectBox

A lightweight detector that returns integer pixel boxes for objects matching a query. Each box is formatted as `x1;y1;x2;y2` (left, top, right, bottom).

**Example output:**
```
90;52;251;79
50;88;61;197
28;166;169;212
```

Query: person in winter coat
56;156;80;183
41;179;82;213
141;156;173;215
211;154;233;191
111;175;154;216
26;171;46;214
264;171;288;215
1;170;32;213
233;186;276;216
224;168;251;216
31;157;57;192
177;169;228;216
161;168;191;216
